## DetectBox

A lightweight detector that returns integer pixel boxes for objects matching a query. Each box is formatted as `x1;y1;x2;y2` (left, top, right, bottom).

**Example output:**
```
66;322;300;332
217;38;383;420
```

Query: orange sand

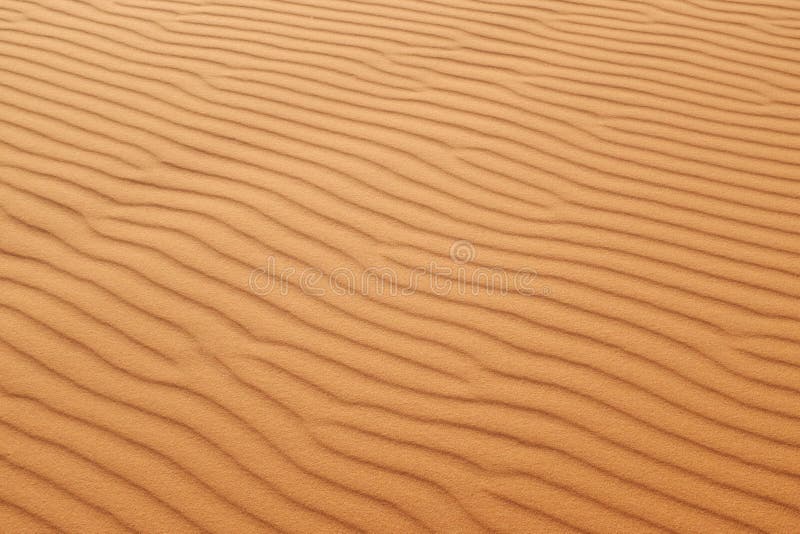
1;0;800;532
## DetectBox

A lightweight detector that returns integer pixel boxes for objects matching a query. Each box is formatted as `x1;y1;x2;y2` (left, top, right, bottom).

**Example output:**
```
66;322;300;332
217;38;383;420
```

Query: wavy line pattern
1;0;799;532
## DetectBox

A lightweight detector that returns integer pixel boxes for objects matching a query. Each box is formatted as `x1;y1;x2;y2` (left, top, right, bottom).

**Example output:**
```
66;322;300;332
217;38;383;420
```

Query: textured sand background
1;0;800;532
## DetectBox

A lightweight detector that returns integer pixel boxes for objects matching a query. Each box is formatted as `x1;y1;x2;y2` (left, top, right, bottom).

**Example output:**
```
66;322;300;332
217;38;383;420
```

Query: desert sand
1;0;800;532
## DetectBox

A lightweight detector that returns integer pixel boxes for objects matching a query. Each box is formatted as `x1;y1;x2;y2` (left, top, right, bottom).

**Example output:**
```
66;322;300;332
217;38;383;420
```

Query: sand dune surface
1;0;800;532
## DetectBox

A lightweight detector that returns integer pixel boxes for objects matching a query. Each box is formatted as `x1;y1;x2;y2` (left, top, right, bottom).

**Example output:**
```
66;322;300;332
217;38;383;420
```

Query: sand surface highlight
1;0;800;532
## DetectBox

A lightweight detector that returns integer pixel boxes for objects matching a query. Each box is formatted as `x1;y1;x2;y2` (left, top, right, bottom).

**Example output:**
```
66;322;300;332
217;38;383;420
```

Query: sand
1;0;800;532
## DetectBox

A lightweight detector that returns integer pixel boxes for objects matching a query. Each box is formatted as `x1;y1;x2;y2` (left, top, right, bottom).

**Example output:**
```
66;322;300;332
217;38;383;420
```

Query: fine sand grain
1;0;800;532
